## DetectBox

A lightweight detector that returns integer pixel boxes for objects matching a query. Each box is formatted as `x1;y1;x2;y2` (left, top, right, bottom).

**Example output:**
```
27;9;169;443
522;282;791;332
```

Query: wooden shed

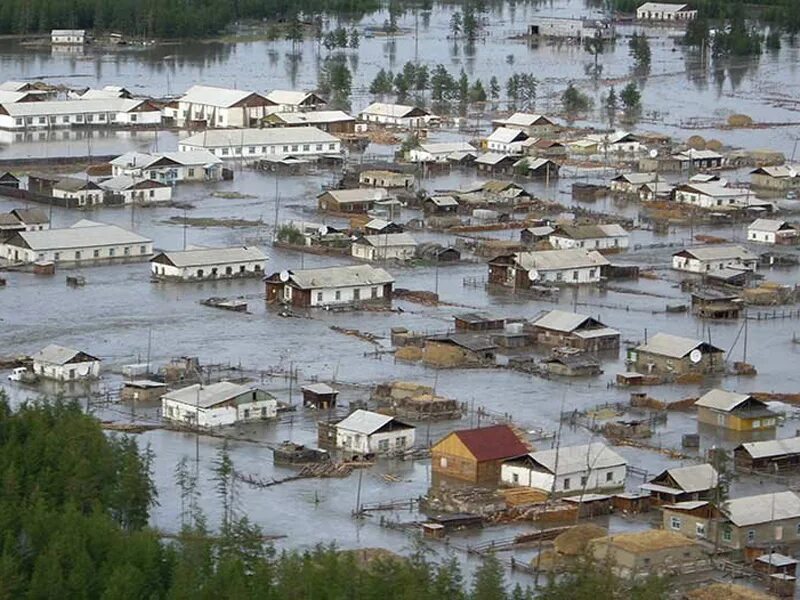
302;383;339;409
120;380;167;403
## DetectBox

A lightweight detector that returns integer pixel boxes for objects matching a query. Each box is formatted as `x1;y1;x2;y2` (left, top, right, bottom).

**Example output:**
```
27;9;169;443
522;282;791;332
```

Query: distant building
150;247;267;281
408;142;477;163
589;530;706;579
264;264;394;308
31;344;100;381
358;170;415;189
747;219;798;245
98;176;172;205
640;464;719;505
491;112;557;137
628;332;725;376
317;188;389;213
528;17;615;40
264;90;327;113
750;165;800;191
161;381;277;428
548;223;629;251
301;383;339;409
332;409;415;455
488;249;610;287
110;151;224;184
528;309;620;351
674;182;750;209
174;85;275;128
500;442;627;495
359;103;438;128
423;195;460;216
672;245;758;274
609;172;658;195
9;208;49;231
51;29;86;44
0;219;153;265
636;3;698;22
513;158;560;179
50;177;104;208
734;436;800;473
0;172;20;188
432;424;530;485
486;127;529;154
695;389;778;433
178;126;341;160
263;110;355;134
673;149;724;170
0;98;162;130
474;152;517;175
351;233;417;262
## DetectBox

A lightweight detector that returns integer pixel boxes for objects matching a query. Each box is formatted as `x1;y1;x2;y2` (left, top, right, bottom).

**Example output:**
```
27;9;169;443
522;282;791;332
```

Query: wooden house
628;333;725;376
120;380;168;403
264;264;394;308
734;436;800;473
695;389;778;433
302;383;339;409
0;172;20;188
589;530;706;579
541;355;601;376
528;309;620;351
474;152;517;175
317;188;389;213
431;424;529;485
640;464;719;505
453;312;505;332
488;249;609;288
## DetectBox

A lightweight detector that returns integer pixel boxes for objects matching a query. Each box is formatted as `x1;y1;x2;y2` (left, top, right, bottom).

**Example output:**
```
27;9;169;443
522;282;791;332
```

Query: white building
609;172;658;195
98;176;173;205
501;442;627;495
672;245;759;274
178;127;341;160
151;246;267;281
636;2;698;21
492;248;610;285
110;151;223;184
351;233;418;262
161;381;277;428
174;85;275;128
9;208;49;231
591;131;642;154
334;409;415;455
264;264;395;308
51;178;104;207
747;218;798;245
528;17;615;40
408;141;477;163
486;127;529;154
31;344;100;381
359;103;438;128
674;182;751;209
549;224;629;251
264;90;327;113
264;110;355;132
491;113;557;136
51;29;86;44
0;98;161;130
1;219;153;265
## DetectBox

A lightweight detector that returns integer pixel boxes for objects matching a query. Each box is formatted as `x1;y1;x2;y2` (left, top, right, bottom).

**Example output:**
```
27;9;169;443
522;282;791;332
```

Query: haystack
706;139;723;151
687;135;706;150
530;549;561;572
553;524;607;556
395;346;423;362
727;114;754;128
422;342;469;368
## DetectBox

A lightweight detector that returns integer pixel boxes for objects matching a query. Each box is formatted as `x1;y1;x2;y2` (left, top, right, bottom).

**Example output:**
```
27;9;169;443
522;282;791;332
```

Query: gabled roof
427;195;459;207
737;436;800;460
180;126;339;149
360;102;430;118
749;218;793;233
417;141;476;155
320;188;389;204
509;248;610;272
676;182;749;198
111;150;222;169
10;208;48;224
446;424;529;462
751;165;800;179
164;381;269;409
475;152;516;166
99;176;168;191
271;264;395;290
551;223;627;240
493;112;555;128
645;464;718;493
525;442;627;475
53;177;101;192
0;98;154;117
674;245;757;262
531;309;595;333
336;409;411;435
265;90;326;106
724;491;800;527
638;2;692;12
30;344;99;365
695;389;762;412
152;246;267;268
358;233;417;248
487;127;529;144
268;110;354;125
7;220;151;251
612;172;658;185
179;85;270;108
635;332;722;358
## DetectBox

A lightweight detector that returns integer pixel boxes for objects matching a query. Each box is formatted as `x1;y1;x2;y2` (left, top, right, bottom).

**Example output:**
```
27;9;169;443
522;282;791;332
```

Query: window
243;409;250;419
283;145;289;152
317;292;323;302
606;471;613;482
722;528;732;543
512;473;519;484
563;478;571;490
93;249;100;258
54;252;60;261
747;530;755;543
291;145;298;151
197;269;204;278
556;272;563;282
38;117;46;124
239;265;246;273
261;407;267;418
302;144;310;151
670;516;682;530
98;114;106;121
696;523;706;538
129;114;136;122
396;436;406;448
123;247;130;255
316;144;323;151
221;148;229;155
15;118;21;126
225;266;233;275
580;476;588;486
140;246;147;254
108;248;116;257
353;289;360;301
572;270;579;281
371;287;378;299
87;115;94;122
248;146;255;154
329;143;336;150
335;290;341;301
589;268;596;278
211;267;218;277
378;439;389;451
752;419;760;429
75;251;81;260
188;168;195;177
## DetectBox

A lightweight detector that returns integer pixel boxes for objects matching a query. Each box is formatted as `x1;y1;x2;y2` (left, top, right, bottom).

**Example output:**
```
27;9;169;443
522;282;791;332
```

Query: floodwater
1;0;800;583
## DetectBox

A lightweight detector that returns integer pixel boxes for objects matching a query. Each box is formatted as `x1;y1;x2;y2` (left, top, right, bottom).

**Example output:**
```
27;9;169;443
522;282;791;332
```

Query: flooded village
3;0;800;597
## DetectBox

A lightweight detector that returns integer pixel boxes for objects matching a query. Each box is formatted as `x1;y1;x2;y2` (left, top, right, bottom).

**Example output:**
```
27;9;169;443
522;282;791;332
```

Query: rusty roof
449;424;529;462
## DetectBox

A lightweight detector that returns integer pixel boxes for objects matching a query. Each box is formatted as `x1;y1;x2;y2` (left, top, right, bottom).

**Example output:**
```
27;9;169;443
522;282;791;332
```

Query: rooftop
594;530;696;553
152;246;267;268
8;220;151;251
695;389;764;413
178;85;267;108
448;424;529;462
277;264;395;290
511;248;610;272
526;442;626;475
30;344;98;365
724;491;800;527
336;409;410;435
738;436;800;460
635;332;722;358
675;245;758;262
180;126;339;149
164;381;268;409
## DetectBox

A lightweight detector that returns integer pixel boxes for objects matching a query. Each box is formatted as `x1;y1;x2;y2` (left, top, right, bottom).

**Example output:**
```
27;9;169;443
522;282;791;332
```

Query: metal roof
110;150;222;169
551;224;628;240
677;182;749;198
269;110;353;125
475;152;514;165
487;127;528;144
638;2;691;12
751;165;799;179
756;553;798;567
738;436;800;460
417;141;476;155
163;381;266;409
695;389;756;412
527;442;626;476
660;500;710;511
180;126;339;149
612;172;657;185
635;332;722;358
427;195;459;207
0;98;152;117
513;248;610;271
321;188;389;203
178;85;266;108
749;218;793;233
647;463;719;493
265;90;324;105
494;112;554;127
531;309;592;332
9;220;151;251
30;344;98;365
153;246;267;268
675;245;757;262
283;264;395;289
360;233;417;248
724;491;800;527
360;102;429;118
573;327;620;340
336;409;403;435
450;424;529;462
301;383;338;395
10;208;48;224
53;177;100;192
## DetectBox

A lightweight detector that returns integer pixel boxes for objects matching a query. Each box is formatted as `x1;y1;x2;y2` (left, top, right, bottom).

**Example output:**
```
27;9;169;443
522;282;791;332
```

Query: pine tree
471;553;506;600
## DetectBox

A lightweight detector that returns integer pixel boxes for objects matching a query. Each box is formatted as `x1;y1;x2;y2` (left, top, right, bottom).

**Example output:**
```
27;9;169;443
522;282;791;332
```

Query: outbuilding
161;381;277;428
351;232;417;262
734;436;800;473
332;409;415;455
31;344;101;381
640;463;719;505
317;188;389;213
528;309;620;351
589;530;706;579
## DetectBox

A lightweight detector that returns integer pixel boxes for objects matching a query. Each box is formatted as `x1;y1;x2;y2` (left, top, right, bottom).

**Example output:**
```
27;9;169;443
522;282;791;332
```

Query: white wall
536;266;602;284
0;110;161;130
501;464;626;494
748;229;776;244
151;259;265;281
179;139;341;159
352;244;415;262
52;187;103;207
2;241;153;264
162;397;277;428
336;426;415;454
115;186;172;204
672;255;755;273
550;235;628;251
33;359;100;381
308;284;386;306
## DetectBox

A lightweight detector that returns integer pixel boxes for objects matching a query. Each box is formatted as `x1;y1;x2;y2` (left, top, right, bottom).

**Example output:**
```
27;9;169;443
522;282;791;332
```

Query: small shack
120;380;167;403
301;383;339;409
640;464;719;506
453;312;505;332
589;530;706;579
542;355;601;377
734;436;800;473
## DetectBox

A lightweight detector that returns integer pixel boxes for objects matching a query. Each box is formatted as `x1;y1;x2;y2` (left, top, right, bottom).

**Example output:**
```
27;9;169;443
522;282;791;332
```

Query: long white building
150;246;268;281
0;98;162;130
1;219;153;265
672;245;758;274
173;85;275;128
110;151;223;184
98;176;173;205
161;381;277;428
178;127;341;159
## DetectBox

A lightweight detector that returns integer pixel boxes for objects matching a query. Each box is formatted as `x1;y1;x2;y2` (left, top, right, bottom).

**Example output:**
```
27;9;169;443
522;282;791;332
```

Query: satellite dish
788;166;797;179
649;148;658;159
279;270;290;282
318;225;329;236
528;268;540;282
689;349;702;364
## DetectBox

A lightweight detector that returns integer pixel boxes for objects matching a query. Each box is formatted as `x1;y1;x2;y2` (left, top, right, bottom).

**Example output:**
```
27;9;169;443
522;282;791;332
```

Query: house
51;29;86;44
520;225;555;245
174;85;274;128
525;138;567;158
359;103;437;128
50;178;104;208
528;309;620;351
0;172;20;188
431;424;530;484
589;531;706;579
457;180;531;205
0;213;24;236
332;409;415;455
453;312;505;332
640;464;719;505
636;2;698;21
264;264;394;308
528;17;615;40
416;243;460;262
263;110;355;134
78;86;132;100
0;91;43;104
673;149;724;170
0;219;153;265
548;224;629;252
0;98;162;130
264;90;327;113
661;501;716;540
120;380;168;403
424;195;460;216
178;127;342;160
610;172;658;195
31;344;100;381
747;219;798;245
98;176;172;205
628;332;725;376
364;218;403;235
674;182;751;209
491;113;557;137
110;151;224;184
474;152;517;175
734;436;800;473
9;208;48;231
352;233;417;262
541;355;601;377
501;442;626;495
589;131;642;154
423;334;497;365
407;142;477;163
358;170;415;189
301;383;339;409
750;165;800;191
161;381;277;428
318;188;389;214
638;181;675;202
513;158;560;179
150;247;267;281
488;249;610;287
486;127;529;154
672;245;758;274
695;389;778;433
690;289;743;319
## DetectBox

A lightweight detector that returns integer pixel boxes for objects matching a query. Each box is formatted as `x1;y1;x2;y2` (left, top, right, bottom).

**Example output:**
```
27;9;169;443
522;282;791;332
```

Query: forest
0;394;671;599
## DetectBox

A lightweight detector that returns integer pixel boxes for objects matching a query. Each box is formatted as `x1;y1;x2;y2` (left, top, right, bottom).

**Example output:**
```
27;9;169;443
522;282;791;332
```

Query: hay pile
395;346;423;362
706;139;723;151
684;583;774;600
727;114;754;128
553;524;607;556
530;549;561;572
687;135;707;150
423;342;468;368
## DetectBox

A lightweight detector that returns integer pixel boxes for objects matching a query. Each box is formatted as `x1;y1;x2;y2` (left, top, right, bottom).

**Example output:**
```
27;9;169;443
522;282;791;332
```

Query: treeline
611;0;800;31
0;394;671;599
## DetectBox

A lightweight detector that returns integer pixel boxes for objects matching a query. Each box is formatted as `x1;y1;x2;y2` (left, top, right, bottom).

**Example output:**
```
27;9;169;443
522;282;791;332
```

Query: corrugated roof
487;127;528;144
0;98;151;117
676;245;757;262
10;220;151;251
265;90;323;105
738;436;800;460
531;309;592;332
336;409;402;435
30;344;97;365
301;383;337;395
552;223;628;240
652;464;719;493
154;246;267;268
360;233;417;247
494;112;554;127
180;126;339;149
99;175;169;191
695;389;754;412
284;264;395;289
428;195;459;207
360;102;429;118
321;188;389;203
528;442;626;475
725;491;800;527
513;248;610;271
749;218;792;233
418;141;477;155
110;150;222;169
635;332;721;358
164;381;264;409
179;85;266;108
638;2;691;12
475;152;514;165
451;424;529;462
269;110;353;125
